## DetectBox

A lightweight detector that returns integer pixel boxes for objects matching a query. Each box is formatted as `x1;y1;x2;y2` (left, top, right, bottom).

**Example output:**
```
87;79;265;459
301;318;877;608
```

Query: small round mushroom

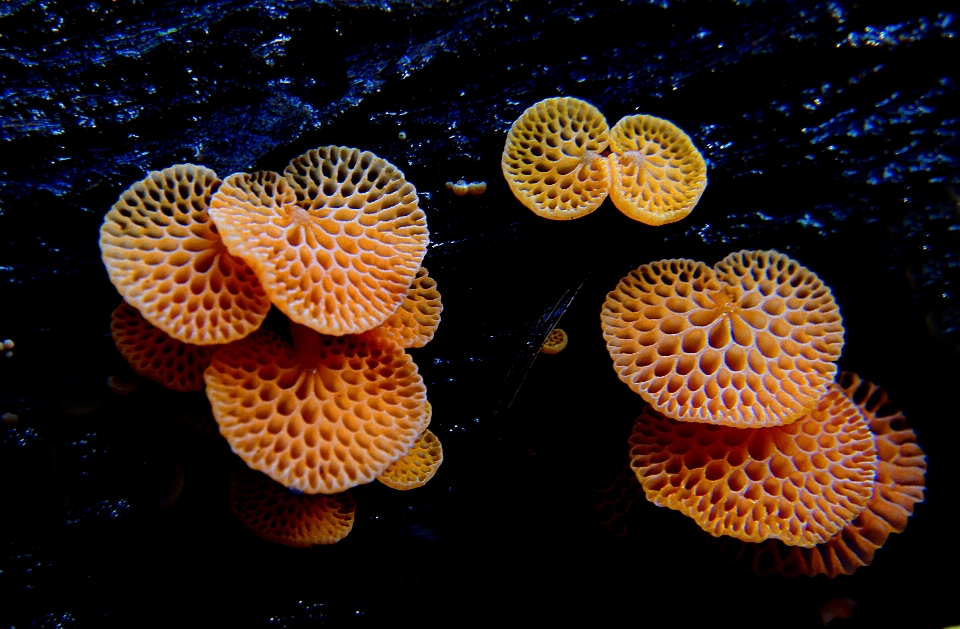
607;114;707;226
204;323;429;494
629;385;878;547
540;327;568;355
99;164;272;345
366;266;442;348
502;96;611;220
601;250;844;428
376;429;443;490
229;465;355;547
209;147;429;336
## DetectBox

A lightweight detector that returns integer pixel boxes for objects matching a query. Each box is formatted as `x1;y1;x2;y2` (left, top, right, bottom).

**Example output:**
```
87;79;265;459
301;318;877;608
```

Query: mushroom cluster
99;147;444;546
502;96;706;225
600;250;925;574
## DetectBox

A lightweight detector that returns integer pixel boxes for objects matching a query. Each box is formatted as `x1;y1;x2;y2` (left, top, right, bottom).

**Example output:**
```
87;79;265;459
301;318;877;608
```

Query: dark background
1;0;958;626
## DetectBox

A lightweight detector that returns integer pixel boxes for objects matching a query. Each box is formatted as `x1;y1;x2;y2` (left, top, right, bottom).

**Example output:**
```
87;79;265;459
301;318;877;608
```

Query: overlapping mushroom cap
377;429;443;490
100;164;271;345
208;147;429;336
502;97;611;220
368;266;442;348
229;466;355;547
602;250;844;428
629;384;878;547
204;324;429;494
607;114;707;225
110;302;218;392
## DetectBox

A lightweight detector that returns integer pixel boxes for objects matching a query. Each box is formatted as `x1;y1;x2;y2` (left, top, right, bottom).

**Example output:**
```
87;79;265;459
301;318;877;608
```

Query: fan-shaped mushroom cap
209;149;428;336
502;97;611;220
110;302;218;392
377;429;443;490
229;466;355;547
368;266;442;348
711;372;926;577
602;251;843;428
607;114;707;225
204;324;429;494
100;164;271;345
540;327;568;355
629;385;878;547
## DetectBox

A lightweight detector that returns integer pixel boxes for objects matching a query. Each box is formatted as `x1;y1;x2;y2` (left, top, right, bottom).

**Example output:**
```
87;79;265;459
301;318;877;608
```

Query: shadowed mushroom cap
607;114;707;225
710;372;926;577
502;96;611;220
204;324;429;494
629;385;878;547
110;302;219;392
367;266;442;348
100;164;271;344
229;466;355;547
601;251;844;428
377;429;443;490
209;147;428;336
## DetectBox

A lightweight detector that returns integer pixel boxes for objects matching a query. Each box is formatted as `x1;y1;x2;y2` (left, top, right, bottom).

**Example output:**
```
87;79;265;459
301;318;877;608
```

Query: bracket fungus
602;250;844;428
208;147;429;336
229;466;355;547
367;266;442;348
377;429;443;490
629;385;878;548
100;164;271;345
607;114;707;226
502;96;611;220
540;327;568;355
204;323;429;494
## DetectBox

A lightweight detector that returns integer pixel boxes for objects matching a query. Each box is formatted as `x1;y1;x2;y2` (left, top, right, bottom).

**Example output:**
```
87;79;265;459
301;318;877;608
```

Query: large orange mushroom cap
204;324;429;494
368;266;442;348
208;148;428;336
502;97;611;220
601;251;844;428
229;466;355;547
607;114;707;225
99;164;271;345
629;385;878;548
110;301;218;392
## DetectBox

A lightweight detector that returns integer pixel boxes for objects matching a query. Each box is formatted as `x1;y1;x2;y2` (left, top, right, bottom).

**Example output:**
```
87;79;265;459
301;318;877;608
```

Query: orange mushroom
540;327;568;355
502;97;611;220
601;250;844;428
628;384;878;547
208;147;429;336
607;114;707;225
366;266;442;348
204;322;429;494
709;372;926;576
99;164;271;345
229;465;355;547
110;301;219;392
377;429;443;490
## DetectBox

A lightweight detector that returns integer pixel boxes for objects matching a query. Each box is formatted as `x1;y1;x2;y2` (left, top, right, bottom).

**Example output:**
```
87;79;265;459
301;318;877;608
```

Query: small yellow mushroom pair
502;97;707;225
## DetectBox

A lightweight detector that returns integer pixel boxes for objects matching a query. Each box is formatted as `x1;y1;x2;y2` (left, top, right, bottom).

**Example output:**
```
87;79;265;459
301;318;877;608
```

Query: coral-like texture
369;266;442;348
377;429;443;490
100;164;271;344
628;386;878;547
540;327;568;355
711;372;926;576
229;466;355;547
110;302;218;392
608;114;707;225
205;326;429;494
502;97;610;220
209;147;428;336
602;251;844;428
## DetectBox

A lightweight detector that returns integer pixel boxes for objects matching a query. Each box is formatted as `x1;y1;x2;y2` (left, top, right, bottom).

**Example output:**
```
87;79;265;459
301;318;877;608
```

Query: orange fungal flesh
377;429;443;490
607;114;707;225
502;97;610;220
713;372;926;577
368;266;442;348
110;302;218;392
601;251;843;428
209;148;428;336
229;466;355;547
629;386;878;548
540;327;568;355
204;326;429;494
100;164;271;344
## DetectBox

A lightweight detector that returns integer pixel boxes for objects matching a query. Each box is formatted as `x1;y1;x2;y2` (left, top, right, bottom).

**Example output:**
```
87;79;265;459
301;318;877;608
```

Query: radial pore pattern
377;429;443;490
370;266;442;348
